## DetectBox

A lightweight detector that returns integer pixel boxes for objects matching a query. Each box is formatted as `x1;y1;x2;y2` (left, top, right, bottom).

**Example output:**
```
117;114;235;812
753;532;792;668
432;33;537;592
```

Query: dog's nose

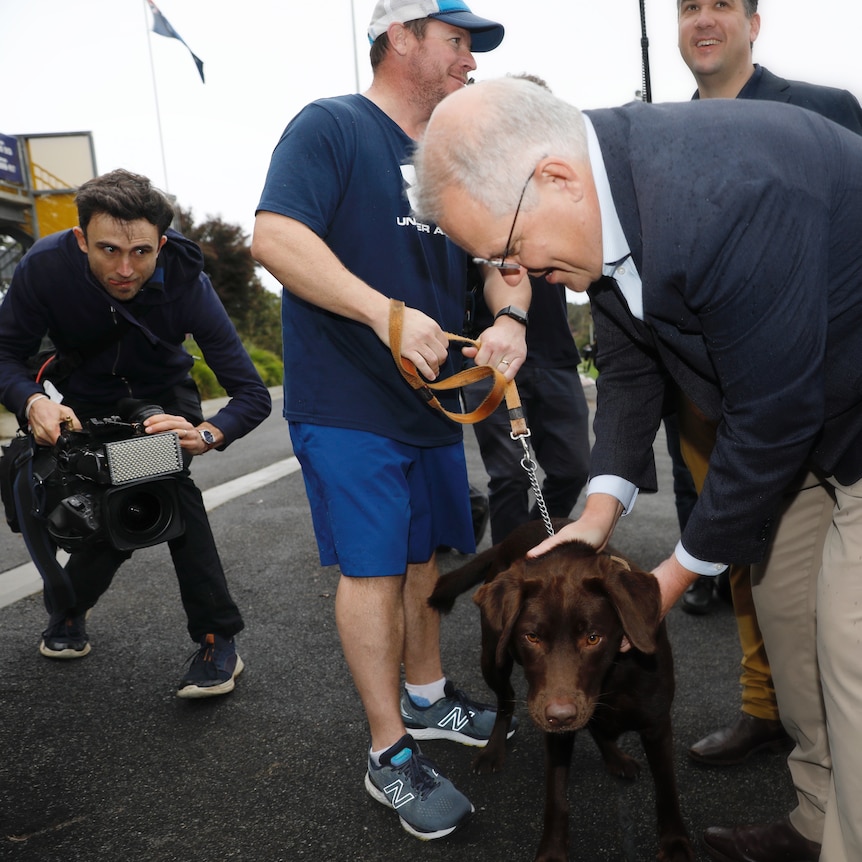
544;698;587;730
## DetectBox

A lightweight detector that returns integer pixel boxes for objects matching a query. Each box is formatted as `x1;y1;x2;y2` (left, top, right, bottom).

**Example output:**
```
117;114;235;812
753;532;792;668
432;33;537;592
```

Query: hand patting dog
429;518;694;862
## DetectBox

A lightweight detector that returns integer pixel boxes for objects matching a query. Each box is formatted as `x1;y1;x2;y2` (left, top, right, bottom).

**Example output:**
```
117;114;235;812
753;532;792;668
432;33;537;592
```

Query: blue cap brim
429;11;504;52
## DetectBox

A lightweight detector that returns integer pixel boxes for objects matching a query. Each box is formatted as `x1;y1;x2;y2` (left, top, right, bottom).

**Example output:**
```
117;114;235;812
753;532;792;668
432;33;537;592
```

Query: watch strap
494;305;529;326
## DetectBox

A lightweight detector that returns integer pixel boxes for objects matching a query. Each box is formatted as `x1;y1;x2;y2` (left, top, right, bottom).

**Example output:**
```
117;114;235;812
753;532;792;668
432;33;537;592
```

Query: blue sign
0;133;23;185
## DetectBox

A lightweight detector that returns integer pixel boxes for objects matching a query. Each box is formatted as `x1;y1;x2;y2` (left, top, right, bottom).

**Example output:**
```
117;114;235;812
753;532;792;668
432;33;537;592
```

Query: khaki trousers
752;473;862;861
679;389;862;858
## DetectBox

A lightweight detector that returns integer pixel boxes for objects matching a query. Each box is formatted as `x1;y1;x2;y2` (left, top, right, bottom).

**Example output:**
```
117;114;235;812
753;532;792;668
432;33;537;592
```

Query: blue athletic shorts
289;423;475;577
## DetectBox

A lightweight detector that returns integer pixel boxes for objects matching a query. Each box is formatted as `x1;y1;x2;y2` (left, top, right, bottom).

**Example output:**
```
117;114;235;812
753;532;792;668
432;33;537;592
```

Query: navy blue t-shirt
257;94;469;447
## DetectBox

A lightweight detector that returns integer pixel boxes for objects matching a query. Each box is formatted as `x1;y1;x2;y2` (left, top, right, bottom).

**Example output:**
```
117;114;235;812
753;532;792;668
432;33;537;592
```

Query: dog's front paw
534;844;567;862
600;746;641;779
658;835;695;862
472;746;506;774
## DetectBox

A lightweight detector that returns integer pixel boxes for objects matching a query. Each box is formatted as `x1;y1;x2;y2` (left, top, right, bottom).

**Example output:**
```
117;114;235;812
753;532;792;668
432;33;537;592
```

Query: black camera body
30;399;186;552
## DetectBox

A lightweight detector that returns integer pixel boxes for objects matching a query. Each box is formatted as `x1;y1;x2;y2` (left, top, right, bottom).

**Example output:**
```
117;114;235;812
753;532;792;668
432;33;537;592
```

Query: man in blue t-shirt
252;0;527;842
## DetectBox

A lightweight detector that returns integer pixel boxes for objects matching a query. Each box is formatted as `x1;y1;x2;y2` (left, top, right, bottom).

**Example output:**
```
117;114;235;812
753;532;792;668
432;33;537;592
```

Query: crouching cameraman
0;169;271;698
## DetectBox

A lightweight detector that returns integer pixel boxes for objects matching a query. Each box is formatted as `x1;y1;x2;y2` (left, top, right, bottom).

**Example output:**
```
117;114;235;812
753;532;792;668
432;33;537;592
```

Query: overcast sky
3;0;861;294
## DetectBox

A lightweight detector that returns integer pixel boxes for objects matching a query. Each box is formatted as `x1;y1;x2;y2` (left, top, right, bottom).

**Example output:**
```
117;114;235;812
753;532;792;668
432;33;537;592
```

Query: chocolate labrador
430;519;694;862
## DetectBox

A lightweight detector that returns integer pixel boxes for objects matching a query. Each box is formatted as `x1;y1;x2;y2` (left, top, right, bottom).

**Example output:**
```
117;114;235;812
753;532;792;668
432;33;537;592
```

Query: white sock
369;738;413;768
405;677;447;707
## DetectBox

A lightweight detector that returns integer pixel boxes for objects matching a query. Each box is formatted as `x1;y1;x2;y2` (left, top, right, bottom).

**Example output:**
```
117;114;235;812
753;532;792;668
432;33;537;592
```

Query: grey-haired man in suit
411;75;862;862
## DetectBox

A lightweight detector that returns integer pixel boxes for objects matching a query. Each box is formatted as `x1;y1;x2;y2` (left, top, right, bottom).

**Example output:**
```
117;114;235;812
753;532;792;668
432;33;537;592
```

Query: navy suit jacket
585;99;862;564
735;65;862;132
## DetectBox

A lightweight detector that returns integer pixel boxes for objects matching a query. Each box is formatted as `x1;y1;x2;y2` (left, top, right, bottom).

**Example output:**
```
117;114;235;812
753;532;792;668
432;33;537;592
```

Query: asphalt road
0;387;795;862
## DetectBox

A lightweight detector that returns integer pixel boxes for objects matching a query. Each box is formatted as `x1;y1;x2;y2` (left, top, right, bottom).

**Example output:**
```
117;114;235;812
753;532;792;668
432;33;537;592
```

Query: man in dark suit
679;0;862;124
411;76;862;862
675;0;862;799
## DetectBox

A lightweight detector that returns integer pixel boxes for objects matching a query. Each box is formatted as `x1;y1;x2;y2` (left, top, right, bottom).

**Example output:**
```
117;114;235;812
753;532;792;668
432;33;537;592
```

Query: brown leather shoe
702;818;820;862
689;712;792;766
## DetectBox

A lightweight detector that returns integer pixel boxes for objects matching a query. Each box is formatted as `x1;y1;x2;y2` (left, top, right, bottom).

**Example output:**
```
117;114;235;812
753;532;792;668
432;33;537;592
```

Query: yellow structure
0;131;97;290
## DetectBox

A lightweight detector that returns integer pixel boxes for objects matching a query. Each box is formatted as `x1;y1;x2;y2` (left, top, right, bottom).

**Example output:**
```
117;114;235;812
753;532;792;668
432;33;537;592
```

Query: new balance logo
383;779;415;809
437;706;474;733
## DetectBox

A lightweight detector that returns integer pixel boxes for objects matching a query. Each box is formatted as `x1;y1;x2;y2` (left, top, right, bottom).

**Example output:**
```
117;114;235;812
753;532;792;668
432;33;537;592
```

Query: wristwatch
198;428;216;449
494;305;529;326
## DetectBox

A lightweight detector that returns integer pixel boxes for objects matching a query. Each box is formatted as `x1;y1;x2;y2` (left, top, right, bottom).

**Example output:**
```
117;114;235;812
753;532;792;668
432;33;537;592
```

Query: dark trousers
463;364;591;545
56;380;243;642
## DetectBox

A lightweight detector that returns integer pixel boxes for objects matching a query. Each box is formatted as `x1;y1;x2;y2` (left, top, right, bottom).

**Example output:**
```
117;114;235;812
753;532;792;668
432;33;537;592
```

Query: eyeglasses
472;169;534;274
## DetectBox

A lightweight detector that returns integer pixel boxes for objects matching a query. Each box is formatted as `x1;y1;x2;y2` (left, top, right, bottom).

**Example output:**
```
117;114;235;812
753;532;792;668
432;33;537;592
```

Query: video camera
22;397;186;552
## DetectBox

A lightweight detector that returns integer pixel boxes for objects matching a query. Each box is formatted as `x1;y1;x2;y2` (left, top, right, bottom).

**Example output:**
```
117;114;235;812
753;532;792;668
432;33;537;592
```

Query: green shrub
247;347;283;387
189;360;223;400
183;338;283;399
578;362;599;380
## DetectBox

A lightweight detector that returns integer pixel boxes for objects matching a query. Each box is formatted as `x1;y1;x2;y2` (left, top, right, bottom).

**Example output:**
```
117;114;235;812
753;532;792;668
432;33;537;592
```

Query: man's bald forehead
427;82;481;129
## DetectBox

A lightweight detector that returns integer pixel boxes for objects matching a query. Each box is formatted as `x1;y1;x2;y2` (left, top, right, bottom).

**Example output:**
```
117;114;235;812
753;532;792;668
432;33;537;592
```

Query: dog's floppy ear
597;557;662;654
474;560;540;667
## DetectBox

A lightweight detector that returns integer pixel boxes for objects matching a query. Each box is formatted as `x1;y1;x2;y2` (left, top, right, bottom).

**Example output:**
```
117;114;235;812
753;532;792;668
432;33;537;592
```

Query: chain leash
512;430;555;538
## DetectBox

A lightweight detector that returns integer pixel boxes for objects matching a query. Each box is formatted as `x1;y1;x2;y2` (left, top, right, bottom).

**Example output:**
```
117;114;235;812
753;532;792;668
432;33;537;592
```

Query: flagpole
350;0;361;93
142;0;171;191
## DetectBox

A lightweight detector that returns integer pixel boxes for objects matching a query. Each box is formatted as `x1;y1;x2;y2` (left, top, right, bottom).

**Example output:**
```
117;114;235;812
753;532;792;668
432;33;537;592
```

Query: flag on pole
146;0;205;83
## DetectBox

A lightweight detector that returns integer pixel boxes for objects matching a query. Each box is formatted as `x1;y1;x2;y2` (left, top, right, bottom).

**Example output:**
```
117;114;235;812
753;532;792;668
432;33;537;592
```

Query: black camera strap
101;288;190;361
8;438;76;612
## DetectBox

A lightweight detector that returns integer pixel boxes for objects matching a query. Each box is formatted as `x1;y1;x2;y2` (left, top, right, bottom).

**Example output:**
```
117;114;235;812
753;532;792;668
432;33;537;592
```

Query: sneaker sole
39;640;91;660
404;723;517;747
364;772;473;840
176;655;244;699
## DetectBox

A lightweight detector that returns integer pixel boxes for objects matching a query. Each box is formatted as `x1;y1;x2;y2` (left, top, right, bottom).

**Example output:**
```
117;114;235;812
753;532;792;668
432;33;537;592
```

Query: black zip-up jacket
0;228;270;445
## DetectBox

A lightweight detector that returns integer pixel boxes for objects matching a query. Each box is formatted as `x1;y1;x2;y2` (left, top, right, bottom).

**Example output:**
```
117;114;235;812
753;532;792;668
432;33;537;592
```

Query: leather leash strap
389;299;528;435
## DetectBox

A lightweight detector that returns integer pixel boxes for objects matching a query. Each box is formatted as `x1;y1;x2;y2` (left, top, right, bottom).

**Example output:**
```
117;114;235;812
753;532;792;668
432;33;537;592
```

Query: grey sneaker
177;633;244;699
400;680;518;747
39;612;91;659
364;734;473;840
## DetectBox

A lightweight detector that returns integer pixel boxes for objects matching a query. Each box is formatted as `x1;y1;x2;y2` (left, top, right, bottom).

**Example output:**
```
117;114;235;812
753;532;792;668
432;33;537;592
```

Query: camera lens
102;480;185;550
116;490;164;532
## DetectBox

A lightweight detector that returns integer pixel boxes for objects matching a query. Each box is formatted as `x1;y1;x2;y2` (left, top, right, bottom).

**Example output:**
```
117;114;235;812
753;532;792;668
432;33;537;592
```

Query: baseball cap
367;0;505;53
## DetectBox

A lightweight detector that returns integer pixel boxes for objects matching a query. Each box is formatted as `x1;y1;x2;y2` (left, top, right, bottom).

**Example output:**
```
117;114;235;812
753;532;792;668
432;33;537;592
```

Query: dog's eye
585;632;602;647
524;632;540;645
